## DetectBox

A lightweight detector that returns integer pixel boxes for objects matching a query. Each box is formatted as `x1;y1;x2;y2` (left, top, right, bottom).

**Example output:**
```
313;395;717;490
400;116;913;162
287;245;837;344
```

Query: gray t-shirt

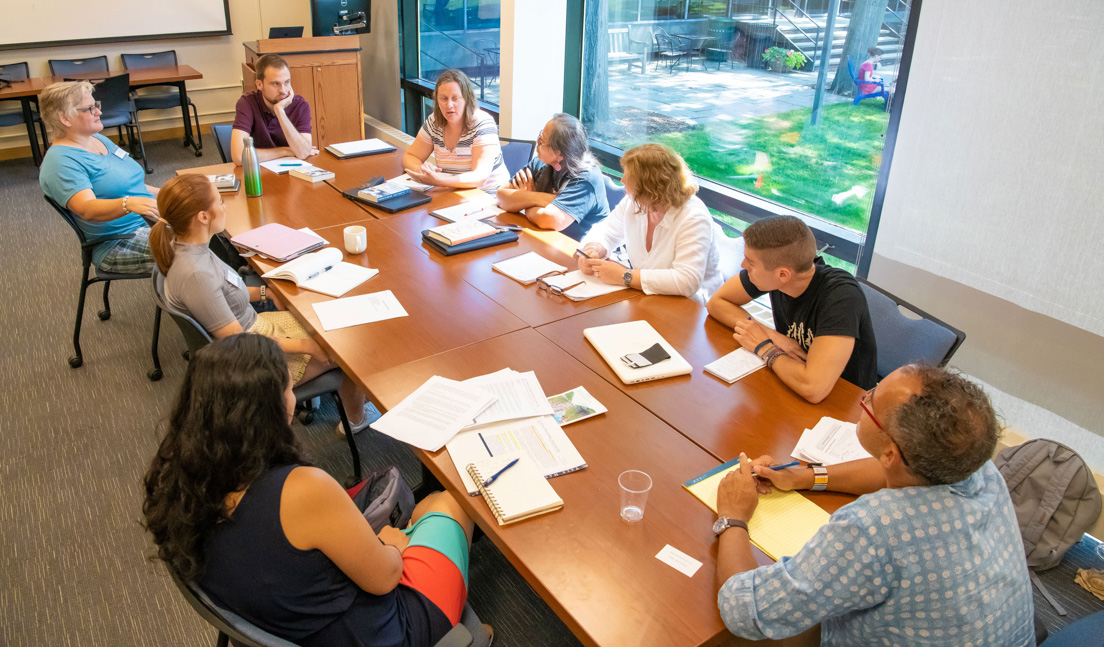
165;242;257;333
525;158;609;240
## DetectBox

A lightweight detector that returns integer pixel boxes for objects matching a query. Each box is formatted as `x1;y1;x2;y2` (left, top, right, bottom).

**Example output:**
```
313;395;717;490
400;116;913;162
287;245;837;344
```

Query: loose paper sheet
311;290;407;331
371;376;496;452
791;417;872;465
462;370;554;427
704;348;766;384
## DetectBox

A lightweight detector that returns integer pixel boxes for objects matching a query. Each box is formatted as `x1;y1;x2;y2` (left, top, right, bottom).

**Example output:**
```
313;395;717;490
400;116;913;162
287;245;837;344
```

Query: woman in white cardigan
577;143;722;305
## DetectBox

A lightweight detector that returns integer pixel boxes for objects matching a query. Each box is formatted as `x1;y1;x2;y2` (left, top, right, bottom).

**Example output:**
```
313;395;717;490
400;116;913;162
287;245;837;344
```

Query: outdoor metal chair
211;123;234;164
857;276;965;379
48;56;109;77
0;62;49;164
472;39;499;86
846;56;890;107
151;268;364;483
652;32;684;73
43;195;163;380
121;51;203;157
498;137;535;177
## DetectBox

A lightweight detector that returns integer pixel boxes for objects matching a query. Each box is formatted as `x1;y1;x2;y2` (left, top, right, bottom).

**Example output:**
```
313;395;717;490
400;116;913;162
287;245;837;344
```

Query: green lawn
619;101;891;234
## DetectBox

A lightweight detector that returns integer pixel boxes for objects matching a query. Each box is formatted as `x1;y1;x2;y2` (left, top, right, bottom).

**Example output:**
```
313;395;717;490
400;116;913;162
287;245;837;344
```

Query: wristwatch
810;463;828;491
713;516;748;537
259;285;267;301
623;269;633;286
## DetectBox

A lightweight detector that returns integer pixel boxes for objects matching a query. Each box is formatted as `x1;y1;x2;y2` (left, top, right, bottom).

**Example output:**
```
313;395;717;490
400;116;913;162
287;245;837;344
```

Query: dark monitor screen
268;26;305;39
311;0;371;36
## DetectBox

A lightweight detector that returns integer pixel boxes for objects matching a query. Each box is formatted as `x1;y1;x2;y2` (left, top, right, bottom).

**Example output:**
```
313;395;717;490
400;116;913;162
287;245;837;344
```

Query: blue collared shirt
718;461;1034;646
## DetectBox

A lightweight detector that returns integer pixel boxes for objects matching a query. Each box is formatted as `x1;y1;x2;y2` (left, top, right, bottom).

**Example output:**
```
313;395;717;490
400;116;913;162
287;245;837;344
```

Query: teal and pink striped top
416;109;509;191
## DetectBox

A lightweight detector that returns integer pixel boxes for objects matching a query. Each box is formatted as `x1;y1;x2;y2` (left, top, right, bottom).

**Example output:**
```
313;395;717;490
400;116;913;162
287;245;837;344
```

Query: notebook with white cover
583;320;693;384
492;252;567;285
704;348;765;384
325;138;397;158
261;247;379;298
427;220;498;246
542;270;628;301
467;453;564;525
430;202;504;223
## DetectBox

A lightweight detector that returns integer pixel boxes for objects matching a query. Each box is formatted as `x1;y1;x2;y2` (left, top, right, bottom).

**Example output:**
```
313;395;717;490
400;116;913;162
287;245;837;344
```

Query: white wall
499;0;567;139
871;0;1104;465
0;0;310;150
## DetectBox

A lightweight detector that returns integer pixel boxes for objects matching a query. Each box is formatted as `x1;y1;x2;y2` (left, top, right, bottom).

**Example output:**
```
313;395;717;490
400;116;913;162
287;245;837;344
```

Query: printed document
311;290;408;331
791;417;873;465
447;415;587;494
462;369;554;428
372;376;496;451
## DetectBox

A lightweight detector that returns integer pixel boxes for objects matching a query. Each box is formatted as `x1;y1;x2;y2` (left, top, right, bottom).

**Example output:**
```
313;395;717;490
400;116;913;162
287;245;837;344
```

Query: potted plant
762;47;807;73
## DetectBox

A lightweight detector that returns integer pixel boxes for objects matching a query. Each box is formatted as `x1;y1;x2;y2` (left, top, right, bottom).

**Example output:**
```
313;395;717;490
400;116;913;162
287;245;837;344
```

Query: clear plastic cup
619;470;653;523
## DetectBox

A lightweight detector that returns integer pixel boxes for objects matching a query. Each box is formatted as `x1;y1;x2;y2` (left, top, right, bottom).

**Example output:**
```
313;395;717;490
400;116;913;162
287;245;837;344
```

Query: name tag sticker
656;544;703;577
226;268;244;288
113;147;129;159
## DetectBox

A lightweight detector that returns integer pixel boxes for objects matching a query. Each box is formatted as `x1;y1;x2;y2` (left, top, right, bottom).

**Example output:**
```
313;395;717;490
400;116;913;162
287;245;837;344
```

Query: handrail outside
771;0;820;67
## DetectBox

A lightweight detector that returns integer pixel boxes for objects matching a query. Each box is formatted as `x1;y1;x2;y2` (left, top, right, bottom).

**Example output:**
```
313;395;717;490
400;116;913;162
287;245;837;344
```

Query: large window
581;0;916;270
414;0;502;106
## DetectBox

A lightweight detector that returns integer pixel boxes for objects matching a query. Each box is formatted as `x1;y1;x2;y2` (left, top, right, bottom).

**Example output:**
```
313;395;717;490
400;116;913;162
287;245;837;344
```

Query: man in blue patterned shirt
714;364;1034;645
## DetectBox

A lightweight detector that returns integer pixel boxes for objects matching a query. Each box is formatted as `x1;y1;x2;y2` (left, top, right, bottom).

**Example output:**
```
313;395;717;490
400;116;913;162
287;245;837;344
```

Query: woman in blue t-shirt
39;81;160;274
495;113;609;240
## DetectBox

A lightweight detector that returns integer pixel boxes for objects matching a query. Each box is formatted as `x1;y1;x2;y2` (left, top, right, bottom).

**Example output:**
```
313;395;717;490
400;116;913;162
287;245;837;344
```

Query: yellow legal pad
683;458;831;560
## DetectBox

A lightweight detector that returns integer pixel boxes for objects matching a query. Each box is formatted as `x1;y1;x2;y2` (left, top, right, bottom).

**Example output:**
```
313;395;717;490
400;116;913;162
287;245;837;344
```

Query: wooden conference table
0;65;205;164
179;151;864;646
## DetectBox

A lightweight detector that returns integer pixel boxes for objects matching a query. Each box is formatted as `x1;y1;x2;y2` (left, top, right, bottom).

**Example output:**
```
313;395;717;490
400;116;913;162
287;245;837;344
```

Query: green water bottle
242;136;263;198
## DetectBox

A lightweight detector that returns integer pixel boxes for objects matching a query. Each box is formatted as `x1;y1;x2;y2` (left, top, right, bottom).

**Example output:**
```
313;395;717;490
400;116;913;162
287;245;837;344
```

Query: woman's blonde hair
38;81;95;140
621;143;698;213
431;69;477;131
149;174;218;275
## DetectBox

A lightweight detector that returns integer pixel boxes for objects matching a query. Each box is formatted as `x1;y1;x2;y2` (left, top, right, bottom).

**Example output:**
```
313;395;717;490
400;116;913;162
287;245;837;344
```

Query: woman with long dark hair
496;113;609;240
144;334;476;646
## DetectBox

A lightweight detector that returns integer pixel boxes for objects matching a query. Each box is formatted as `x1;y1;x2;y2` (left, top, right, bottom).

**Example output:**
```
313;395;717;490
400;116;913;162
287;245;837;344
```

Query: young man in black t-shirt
707;216;877;403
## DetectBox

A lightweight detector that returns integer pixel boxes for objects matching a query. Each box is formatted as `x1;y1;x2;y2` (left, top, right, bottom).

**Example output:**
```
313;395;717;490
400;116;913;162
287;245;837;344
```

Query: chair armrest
433;623;473;647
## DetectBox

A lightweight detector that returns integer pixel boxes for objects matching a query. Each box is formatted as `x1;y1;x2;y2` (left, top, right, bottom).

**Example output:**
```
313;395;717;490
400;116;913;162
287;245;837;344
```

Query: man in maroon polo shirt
230;54;317;166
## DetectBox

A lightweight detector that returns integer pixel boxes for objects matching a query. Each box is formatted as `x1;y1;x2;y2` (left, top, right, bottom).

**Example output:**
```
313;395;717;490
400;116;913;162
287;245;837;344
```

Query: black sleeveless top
198;465;450;647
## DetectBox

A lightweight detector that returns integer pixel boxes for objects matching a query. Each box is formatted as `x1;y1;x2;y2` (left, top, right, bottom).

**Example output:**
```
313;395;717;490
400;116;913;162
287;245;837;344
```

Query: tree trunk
581;0;610;127
828;0;889;95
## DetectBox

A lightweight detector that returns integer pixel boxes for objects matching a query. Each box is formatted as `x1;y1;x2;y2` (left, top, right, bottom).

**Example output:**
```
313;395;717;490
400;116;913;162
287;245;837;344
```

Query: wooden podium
242;36;365;147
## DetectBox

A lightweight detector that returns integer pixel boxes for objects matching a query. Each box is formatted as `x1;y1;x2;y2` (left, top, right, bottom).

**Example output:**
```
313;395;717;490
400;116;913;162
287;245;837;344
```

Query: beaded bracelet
765;348;788;370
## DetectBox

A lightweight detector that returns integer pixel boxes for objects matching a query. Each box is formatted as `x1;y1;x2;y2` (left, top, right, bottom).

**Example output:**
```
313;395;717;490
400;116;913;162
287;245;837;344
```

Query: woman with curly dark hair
143;334;476;646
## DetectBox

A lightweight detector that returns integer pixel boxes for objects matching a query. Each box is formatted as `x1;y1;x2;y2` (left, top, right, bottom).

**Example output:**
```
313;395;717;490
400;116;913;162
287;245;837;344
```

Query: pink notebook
230;224;326;262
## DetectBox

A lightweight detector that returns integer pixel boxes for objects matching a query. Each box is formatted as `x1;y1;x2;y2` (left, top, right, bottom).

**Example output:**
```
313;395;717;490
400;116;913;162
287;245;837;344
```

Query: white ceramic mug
344;225;367;254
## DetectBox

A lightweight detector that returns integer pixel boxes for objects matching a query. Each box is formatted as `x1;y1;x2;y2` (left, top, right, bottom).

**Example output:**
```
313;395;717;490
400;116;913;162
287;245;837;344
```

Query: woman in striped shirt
403;69;509;192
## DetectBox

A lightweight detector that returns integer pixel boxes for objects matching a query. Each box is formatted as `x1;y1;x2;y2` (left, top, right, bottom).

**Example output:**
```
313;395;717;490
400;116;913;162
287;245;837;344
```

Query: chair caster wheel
182;350;190;361
147;369;163;381
300;411;315;425
69;356;83;368
98;310;111;320
195;150;203;157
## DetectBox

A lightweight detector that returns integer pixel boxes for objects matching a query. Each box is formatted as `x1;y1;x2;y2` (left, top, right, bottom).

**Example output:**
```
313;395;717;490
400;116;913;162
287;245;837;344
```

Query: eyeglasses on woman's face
75;101;102;115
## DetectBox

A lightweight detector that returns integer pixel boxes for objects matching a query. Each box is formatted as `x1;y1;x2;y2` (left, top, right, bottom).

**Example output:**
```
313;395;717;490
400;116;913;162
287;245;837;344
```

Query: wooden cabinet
242;36;364;147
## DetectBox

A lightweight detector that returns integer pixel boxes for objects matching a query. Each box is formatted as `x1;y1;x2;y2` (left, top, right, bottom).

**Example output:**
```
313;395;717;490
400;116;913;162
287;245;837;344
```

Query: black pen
304;264;334;282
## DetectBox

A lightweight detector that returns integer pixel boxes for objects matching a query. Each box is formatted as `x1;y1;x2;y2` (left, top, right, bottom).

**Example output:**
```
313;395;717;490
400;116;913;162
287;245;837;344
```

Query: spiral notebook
467;454;564;526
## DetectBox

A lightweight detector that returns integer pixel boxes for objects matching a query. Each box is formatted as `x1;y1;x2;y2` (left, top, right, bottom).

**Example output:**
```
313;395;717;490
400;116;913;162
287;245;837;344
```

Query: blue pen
280;162;303;167
483;458;519;487
750;460;800;475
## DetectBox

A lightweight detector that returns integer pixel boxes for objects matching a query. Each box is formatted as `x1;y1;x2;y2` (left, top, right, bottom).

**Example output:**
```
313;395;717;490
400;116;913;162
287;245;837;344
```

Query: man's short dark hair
742;215;817;272
255;54;289;81
890;365;1001;485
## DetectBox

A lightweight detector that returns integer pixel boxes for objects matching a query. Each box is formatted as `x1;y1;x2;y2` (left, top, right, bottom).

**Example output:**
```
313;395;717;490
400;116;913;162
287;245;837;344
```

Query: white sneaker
336;401;381;437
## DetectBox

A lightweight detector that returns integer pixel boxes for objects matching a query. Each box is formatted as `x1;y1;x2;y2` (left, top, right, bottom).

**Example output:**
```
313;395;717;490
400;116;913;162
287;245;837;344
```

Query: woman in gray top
149;174;376;434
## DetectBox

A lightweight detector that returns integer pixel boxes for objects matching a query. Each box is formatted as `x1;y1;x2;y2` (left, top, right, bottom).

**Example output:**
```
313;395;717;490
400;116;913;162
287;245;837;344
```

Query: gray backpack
996;439;1101;571
350;466;416;533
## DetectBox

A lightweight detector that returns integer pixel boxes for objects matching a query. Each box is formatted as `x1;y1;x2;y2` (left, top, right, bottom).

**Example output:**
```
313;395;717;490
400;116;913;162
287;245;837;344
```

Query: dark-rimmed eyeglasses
860;386;910;466
536;270;582;297
75;101;102;114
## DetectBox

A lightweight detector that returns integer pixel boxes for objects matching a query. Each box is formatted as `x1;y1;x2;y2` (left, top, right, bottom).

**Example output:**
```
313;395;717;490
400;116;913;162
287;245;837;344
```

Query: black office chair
121;51;203;157
0;62;50;164
43;195;163;380
498;137;535;177
151;269;364;483
170;568;486;647
211;123;234;164
857;277;966;379
48;56;109;78
89;74;152;173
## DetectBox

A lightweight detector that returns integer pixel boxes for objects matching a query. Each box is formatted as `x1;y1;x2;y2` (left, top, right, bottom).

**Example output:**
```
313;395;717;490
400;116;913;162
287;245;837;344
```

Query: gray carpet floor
0;137;580;646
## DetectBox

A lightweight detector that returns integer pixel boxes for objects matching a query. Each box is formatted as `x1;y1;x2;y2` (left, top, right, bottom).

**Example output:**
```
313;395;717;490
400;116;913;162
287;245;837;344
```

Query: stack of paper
371;376;496;451
430;202;505;224
492;252;567;285
447;415;587;495
461;369;555;428
325;138;396;158
704;348;766;384
791;417;872;465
